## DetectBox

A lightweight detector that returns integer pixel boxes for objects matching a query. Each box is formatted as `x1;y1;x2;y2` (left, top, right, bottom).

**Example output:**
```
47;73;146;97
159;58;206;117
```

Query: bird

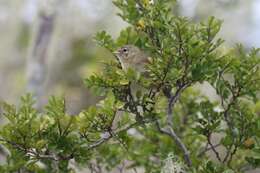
114;44;151;100
114;45;151;126
114;45;150;73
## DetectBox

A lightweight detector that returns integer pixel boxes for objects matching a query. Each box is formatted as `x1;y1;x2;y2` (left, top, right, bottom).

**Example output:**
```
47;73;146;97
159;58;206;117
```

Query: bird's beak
113;50;119;55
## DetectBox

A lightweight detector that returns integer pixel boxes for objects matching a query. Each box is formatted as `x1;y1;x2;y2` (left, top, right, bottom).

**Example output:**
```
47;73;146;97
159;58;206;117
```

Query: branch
87;121;139;150
227;145;238;165
222;84;241;163
0;138;72;161
154;82;192;166
207;133;222;162
167;83;189;127
87;115;158;150
155;121;192;167
198;143;221;157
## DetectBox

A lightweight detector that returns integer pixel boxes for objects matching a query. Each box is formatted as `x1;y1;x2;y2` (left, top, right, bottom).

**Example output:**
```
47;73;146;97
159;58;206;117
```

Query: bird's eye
122;48;128;53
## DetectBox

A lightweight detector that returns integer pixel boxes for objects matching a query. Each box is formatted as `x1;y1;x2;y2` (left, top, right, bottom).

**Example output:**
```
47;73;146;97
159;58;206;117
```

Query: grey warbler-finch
114;44;152;104
114;45;150;125
114;45;150;72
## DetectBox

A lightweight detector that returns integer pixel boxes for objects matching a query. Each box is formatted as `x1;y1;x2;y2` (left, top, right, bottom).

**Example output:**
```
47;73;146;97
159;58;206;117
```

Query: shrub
0;0;260;172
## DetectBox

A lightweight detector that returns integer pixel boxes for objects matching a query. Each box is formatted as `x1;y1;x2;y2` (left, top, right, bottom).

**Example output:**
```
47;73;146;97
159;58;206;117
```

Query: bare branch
155;121;192;167
154;82;192;166
222;84;241;163
87;122;139;150
167;84;189;127
117;161;126;173
207;134;222;162
198;143;221;157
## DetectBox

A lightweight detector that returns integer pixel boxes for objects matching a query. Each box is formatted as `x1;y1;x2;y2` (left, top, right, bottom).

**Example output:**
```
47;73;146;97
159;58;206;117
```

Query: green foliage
0;0;260;172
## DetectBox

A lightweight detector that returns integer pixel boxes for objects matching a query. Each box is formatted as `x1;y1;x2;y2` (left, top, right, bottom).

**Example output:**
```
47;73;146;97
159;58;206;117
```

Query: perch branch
155;82;192;166
155;121;192;167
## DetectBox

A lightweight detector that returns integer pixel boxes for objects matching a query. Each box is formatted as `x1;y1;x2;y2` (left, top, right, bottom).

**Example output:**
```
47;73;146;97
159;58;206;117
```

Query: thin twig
198;143;221;157
223;144;232;163
87;121;140;150
222;85;241;163
0;138;66;161
227;145;238;166
207;133;222;162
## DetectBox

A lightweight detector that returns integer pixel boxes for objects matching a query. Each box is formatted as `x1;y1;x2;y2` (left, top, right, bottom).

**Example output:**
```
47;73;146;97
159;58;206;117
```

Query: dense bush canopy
0;0;259;172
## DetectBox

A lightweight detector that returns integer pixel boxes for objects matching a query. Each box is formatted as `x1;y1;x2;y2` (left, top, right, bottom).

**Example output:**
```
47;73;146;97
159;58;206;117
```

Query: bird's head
114;45;140;61
114;45;148;71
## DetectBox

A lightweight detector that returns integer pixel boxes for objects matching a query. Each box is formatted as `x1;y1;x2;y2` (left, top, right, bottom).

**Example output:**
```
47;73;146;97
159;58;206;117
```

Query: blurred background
0;0;259;113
